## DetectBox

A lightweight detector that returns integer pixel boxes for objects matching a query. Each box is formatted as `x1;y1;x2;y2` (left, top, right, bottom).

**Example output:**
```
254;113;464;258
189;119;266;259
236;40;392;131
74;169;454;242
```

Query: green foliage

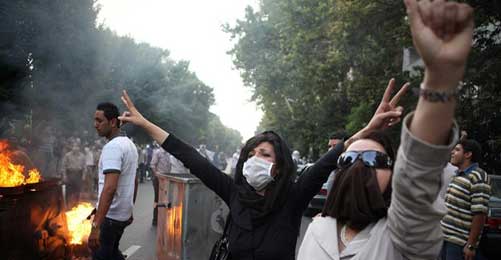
227;0;501;172
202;114;243;155
345;102;371;135
226;0;407;158
0;0;242;153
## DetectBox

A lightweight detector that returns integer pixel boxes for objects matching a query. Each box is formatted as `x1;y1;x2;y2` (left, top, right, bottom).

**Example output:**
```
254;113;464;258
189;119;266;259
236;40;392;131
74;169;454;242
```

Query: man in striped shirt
441;139;491;260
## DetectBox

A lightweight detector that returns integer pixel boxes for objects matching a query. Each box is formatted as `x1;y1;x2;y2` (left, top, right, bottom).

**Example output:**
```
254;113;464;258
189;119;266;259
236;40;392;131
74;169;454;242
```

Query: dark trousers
138;163;146;182
441;241;486;260
66;169;83;209
92;217;130;260
152;175;159;223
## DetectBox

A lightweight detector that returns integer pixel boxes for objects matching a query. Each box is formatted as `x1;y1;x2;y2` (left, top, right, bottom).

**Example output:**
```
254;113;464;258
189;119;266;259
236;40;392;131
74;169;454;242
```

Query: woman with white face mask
117;76;407;260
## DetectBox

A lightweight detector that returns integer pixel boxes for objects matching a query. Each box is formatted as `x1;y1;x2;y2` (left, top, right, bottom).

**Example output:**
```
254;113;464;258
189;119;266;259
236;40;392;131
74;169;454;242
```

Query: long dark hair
321;130;395;230
234;131;295;219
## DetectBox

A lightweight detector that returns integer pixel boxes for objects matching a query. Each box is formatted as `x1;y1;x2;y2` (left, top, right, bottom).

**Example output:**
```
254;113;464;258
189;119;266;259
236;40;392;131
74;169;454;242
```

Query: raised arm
119;92;169;145
388;0;474;258
406;0;473;144
294;141;344;208
118;91;234;203
296;79;409;207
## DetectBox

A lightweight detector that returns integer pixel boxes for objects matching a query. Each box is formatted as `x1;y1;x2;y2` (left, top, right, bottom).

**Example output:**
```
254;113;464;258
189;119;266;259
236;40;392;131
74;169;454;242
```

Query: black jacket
162;134;344;260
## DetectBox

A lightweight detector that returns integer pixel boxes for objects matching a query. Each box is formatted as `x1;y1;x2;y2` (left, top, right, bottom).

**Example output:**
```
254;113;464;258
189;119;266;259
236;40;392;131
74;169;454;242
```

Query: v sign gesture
367;78;410;131
119;90;147;127
345;79;409;148
118;90;170;144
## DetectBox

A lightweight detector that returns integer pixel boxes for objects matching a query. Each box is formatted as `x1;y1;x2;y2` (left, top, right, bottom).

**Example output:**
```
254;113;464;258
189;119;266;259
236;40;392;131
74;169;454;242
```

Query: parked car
304;181;329;217
479;174;501;259
296;163;332;217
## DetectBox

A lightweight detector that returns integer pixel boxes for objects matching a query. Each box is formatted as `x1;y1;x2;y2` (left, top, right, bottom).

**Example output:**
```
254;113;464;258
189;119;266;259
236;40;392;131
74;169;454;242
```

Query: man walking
150;143;171;226
88;102;138;260
441;139;491;260
62;144;85;208
84;145;96;197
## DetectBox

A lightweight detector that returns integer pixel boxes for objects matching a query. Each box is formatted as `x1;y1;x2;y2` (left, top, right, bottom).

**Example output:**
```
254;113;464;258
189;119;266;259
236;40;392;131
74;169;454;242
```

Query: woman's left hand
365;78;410;131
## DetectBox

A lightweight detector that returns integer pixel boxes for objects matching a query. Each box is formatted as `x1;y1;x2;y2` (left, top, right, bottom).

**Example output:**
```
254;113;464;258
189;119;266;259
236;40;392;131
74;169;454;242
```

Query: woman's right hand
365;78;409;131
118;90;148;127
344;79;408;149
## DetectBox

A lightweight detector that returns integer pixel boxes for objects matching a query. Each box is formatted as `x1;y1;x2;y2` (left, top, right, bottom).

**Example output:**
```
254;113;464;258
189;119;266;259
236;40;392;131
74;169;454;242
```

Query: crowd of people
5;127;106;208
113;1;491;260
5;1;492;260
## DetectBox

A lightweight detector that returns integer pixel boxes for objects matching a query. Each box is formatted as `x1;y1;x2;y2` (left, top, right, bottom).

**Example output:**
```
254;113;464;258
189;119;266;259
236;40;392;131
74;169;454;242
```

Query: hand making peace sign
118;90;147;127
366;78;410;131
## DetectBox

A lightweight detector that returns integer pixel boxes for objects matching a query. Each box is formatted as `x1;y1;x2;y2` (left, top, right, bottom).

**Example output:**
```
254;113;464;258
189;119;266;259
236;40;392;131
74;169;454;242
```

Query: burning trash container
0;178;69;260
0;139;93;259
156;173;229;260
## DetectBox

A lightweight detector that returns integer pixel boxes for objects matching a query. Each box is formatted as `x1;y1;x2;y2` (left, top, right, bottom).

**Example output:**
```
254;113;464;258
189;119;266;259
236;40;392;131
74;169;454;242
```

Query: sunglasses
337;150;393;169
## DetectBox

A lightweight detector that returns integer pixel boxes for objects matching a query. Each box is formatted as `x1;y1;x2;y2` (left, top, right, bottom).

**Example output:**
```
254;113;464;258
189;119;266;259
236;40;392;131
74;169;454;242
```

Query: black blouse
162;134;344;260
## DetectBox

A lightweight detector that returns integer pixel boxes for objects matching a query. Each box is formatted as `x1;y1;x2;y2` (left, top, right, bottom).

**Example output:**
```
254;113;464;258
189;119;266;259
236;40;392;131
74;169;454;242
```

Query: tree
0;0;242;155
228;0;501;172
226;0;406;158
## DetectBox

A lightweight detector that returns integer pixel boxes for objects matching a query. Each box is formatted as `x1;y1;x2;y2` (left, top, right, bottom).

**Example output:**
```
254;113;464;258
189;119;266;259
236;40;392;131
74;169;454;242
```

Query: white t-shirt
97;136;138;221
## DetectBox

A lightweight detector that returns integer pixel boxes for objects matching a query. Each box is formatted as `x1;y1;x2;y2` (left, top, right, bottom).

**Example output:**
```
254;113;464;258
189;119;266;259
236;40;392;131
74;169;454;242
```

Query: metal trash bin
156;173;229;260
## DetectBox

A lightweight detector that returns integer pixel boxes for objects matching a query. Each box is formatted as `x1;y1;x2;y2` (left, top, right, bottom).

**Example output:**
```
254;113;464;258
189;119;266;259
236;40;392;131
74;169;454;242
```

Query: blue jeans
92;217;130;260
441;241;486;260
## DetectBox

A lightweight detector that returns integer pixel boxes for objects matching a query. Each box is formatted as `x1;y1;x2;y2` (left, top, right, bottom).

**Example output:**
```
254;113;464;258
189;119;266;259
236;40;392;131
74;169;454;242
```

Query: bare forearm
410;72;460;145
468;214;487;245
94;189;115;226
344;127;371;148
141;120;169;145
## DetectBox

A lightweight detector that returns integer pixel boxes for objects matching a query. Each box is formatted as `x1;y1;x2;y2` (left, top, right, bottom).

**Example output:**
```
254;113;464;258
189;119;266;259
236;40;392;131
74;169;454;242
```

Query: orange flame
26;169;42;184
65;202;94;245
0;140;42;187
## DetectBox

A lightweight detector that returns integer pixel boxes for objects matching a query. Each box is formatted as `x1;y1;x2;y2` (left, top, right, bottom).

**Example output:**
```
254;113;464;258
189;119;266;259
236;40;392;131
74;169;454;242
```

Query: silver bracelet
413;84;459;102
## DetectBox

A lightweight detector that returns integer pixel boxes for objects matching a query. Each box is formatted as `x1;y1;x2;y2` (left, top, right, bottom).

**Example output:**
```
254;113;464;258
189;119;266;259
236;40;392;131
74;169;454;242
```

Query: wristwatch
466;243;476;251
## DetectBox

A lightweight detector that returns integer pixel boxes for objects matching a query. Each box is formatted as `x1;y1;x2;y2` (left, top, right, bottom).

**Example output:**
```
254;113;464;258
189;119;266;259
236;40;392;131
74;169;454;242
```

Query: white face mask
243;156;275;191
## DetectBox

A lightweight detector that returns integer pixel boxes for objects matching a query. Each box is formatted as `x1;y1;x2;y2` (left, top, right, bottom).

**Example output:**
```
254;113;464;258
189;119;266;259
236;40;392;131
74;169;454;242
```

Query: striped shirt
441;163;491;246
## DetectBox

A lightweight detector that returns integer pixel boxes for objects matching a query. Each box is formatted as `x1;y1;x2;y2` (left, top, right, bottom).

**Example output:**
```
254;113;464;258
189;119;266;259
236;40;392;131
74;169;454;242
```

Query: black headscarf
233;131;295;225
321;130;395;231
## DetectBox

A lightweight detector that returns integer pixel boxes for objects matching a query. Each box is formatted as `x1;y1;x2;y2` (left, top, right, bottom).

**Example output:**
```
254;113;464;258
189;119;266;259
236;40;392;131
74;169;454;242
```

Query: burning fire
0;140;41;187
65;202;94;245
26;169;42;184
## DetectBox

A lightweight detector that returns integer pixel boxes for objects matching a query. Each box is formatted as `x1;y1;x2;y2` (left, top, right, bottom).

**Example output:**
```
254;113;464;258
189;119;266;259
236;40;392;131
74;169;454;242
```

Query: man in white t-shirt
88;102;138;260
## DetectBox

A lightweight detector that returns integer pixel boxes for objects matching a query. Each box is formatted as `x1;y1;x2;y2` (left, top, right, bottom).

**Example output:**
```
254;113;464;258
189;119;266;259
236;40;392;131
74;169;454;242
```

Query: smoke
0;1;173;140
0;0;243;170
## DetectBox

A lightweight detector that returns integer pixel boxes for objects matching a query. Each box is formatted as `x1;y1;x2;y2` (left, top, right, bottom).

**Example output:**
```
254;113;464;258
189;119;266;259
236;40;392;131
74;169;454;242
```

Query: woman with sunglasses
297;0;474;259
